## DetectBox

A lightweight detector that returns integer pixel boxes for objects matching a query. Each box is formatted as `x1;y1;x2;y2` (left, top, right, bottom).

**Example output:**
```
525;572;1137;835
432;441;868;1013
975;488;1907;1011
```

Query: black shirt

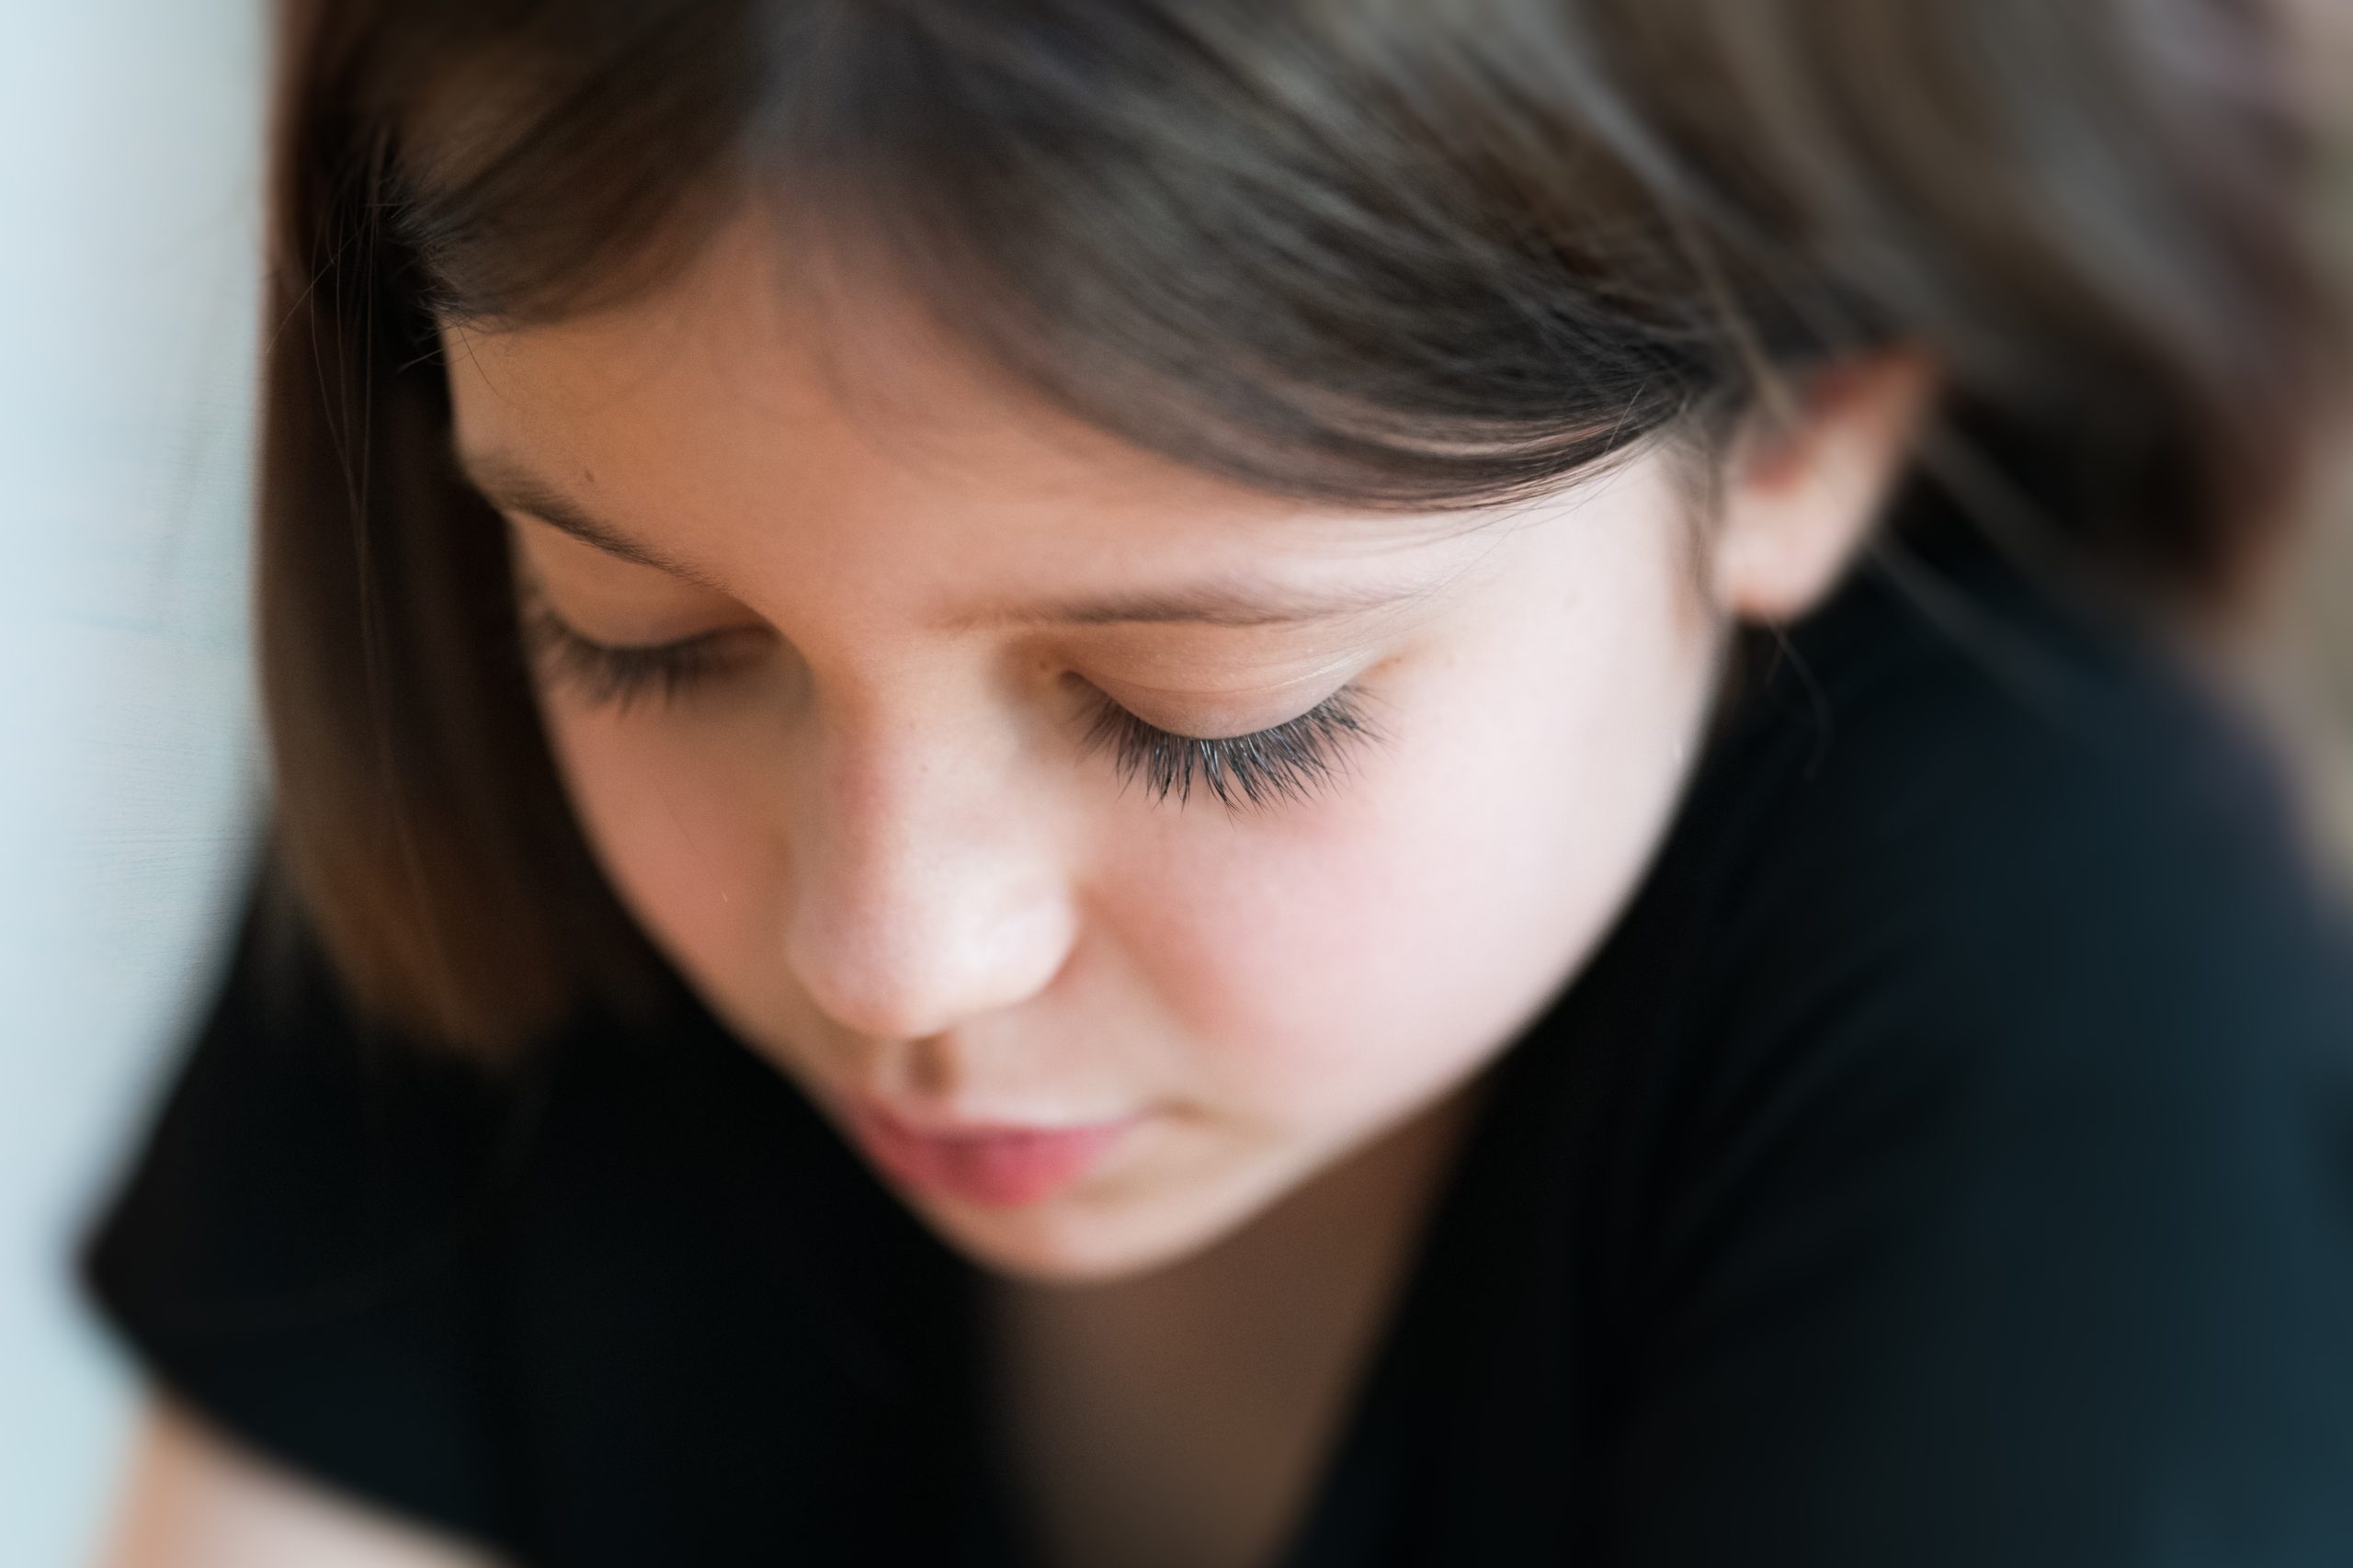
79;505;2353;1566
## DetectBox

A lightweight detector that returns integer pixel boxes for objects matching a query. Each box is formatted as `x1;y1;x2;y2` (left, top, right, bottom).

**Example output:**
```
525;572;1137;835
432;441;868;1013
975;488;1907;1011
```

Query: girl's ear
1706;349;1941;625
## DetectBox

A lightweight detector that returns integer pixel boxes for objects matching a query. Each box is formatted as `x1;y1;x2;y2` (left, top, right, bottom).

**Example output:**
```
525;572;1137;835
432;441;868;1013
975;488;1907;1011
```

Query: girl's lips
845;1104;1146;1208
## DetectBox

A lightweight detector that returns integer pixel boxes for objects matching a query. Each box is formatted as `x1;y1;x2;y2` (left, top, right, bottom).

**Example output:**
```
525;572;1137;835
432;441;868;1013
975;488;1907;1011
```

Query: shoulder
1545;513;2353;1246
80;865;530;1330
75;861;540;1550
1684;521;2353;1097
1580;529;2353;1564
1615;515;2353;1327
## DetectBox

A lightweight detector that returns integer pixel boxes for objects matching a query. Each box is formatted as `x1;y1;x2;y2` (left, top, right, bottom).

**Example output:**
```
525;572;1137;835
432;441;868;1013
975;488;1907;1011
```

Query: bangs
378;0;1730;515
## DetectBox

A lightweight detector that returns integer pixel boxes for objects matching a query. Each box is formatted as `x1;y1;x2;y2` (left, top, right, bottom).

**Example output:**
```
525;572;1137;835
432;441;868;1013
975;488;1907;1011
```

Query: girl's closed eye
1074;682;1381;812
516;581;750;713
516;580;1385;812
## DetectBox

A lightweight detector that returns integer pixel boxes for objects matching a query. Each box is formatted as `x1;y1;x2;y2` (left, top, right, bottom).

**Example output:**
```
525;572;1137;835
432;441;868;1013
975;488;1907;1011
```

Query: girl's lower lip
846;1107;1145;1208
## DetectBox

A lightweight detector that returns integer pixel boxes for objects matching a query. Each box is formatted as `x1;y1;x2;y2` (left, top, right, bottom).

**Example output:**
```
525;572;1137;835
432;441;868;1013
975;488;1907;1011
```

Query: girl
82;2;2353;1564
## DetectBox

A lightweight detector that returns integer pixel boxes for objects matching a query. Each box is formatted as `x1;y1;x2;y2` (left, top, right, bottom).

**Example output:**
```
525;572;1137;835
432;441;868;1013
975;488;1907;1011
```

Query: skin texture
438;205;1933;1289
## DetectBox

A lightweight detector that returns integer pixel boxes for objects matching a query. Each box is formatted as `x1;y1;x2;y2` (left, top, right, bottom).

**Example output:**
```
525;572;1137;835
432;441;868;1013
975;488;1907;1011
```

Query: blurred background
1;4;266;1562
0;3;2347;1563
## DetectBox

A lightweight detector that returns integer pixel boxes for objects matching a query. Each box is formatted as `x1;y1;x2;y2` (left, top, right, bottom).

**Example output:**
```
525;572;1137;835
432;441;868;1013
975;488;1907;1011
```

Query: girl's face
442;210;1916;1283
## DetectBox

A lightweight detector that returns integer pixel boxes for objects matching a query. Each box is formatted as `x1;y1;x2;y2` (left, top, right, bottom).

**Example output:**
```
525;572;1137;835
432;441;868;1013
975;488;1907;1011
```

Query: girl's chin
896;1184;1197;1285
899;1164;1270;1287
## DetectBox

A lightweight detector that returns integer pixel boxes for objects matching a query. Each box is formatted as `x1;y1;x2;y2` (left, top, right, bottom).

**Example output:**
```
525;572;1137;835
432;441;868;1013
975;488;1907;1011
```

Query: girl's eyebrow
456;447;733;593
947;578;1440;631
456;445;1446;630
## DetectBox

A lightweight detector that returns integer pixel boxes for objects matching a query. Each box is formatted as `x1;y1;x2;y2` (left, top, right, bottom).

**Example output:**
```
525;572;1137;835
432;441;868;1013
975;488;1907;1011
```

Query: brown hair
253;0;2350;1055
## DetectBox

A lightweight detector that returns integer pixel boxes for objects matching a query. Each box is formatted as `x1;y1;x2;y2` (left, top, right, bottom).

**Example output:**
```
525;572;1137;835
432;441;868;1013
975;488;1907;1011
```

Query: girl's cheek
1082;676;1532;1122
1104;535;1715;1131
536;699;781;1002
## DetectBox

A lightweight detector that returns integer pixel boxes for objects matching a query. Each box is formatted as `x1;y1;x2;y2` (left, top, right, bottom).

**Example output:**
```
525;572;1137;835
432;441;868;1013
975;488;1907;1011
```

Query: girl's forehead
438;214;1524;608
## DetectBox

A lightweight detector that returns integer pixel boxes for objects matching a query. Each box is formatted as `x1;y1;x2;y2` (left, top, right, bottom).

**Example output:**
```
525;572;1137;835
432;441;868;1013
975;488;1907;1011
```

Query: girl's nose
780;722;1079;1045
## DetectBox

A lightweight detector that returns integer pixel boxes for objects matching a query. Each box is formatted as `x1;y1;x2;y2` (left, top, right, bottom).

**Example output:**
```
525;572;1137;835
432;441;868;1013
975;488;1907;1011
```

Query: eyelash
515;589;1381;811
516;590;739;714
1074;687;1377;812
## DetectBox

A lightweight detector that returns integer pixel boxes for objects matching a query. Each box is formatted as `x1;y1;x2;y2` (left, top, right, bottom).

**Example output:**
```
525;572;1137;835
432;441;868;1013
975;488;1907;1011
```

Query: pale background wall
0;3;267;1563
